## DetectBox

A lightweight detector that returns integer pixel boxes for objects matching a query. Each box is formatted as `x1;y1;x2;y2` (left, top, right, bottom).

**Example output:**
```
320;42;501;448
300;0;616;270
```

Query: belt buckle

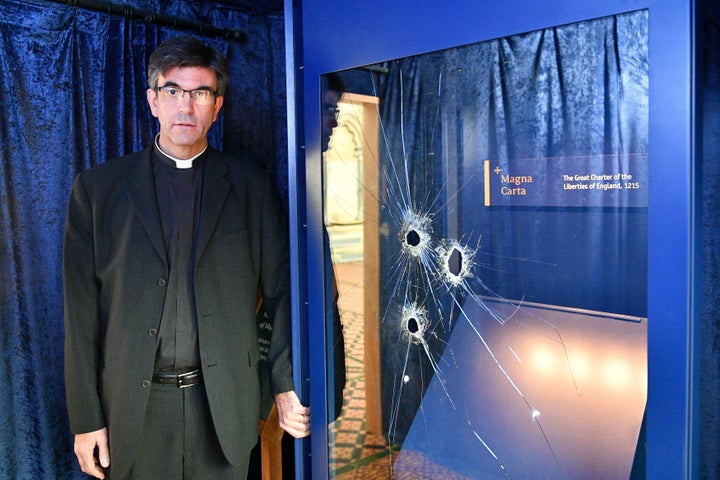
177;369;198;389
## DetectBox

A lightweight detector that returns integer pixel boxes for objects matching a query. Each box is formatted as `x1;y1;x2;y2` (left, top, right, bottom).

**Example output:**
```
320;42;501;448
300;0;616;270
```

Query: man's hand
74;427;110;479
274;390;311;438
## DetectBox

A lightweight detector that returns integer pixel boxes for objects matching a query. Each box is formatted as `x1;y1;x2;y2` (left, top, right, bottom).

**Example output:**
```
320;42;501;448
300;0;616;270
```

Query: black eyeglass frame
155;84;219;104
324;104;340;120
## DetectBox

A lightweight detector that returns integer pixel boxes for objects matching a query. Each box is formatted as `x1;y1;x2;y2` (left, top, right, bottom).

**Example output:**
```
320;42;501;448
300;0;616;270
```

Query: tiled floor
329;262;475;479
329;262;390;476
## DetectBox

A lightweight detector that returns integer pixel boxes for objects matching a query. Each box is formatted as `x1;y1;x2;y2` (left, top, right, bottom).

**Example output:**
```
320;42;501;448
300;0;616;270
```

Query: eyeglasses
156;85;218;106
324;104;340;121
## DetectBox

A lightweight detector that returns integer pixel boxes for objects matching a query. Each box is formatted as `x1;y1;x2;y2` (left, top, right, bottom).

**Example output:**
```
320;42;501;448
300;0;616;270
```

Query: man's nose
178;94;194;113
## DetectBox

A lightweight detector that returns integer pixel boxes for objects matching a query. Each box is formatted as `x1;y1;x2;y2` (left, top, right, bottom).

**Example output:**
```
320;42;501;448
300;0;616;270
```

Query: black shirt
151;145;205;371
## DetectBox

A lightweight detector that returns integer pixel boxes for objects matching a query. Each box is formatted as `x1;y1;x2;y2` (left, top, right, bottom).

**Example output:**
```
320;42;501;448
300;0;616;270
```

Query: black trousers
110;382;251;480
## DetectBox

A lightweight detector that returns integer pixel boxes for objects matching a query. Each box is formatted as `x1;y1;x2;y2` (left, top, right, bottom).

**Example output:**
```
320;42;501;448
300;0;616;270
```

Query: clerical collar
154;134;207;169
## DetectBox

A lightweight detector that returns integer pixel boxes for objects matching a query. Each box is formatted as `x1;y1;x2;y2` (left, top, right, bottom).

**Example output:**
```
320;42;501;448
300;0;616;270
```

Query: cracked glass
322;9;648;479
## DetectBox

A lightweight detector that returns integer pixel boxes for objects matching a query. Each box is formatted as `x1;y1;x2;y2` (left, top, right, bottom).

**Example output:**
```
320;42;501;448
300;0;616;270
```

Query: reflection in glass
323;9;648;479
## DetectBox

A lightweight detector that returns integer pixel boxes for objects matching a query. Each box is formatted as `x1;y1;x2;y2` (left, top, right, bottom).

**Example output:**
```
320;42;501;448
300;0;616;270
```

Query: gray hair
147;36;229;96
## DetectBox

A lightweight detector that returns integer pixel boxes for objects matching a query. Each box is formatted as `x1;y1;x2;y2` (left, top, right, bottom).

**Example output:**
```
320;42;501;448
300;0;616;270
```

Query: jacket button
141;379;152;389
148;328;158;337
157;278;167;287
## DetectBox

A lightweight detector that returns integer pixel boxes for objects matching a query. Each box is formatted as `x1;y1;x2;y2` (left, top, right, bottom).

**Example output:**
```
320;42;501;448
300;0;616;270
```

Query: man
321;73;343;153
321;72;347;422
63;36;309;480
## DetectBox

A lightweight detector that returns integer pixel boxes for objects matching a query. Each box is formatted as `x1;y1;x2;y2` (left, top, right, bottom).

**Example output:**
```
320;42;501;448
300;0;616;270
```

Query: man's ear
146;88;159;118
212;96;224;122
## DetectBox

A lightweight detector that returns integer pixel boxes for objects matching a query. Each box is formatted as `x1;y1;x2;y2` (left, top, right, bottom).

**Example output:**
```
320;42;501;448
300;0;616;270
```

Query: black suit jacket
63;146;293;478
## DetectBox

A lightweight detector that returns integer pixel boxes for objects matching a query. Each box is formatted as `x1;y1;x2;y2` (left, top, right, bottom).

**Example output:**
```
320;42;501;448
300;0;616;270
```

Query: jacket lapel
196;149;231;259
126;148;168;264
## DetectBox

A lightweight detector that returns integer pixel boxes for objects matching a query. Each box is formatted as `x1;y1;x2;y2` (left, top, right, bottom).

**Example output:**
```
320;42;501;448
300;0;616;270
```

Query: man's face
146;66;224;159
322;89;341;152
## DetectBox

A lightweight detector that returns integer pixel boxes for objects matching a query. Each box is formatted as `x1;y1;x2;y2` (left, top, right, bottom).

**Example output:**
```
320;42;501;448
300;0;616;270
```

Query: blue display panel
484;154;648;208
397;299;646;479
295;0;698;478
320;10;648;478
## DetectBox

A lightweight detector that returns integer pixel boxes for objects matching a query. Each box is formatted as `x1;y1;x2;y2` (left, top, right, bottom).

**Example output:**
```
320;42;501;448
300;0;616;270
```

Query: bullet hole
437;240;475;287
406;229;421;247
448;247;463;277
399;211;433;257
402;303;428;344
407;316;419;333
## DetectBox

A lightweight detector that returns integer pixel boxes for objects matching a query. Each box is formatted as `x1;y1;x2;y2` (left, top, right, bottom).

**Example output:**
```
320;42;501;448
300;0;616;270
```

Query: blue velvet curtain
701;12;720;480
0;1;286;477
374;10;648;319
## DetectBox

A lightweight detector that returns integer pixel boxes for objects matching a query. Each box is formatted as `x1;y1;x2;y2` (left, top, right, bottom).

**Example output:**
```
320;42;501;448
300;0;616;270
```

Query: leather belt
152;369;203;388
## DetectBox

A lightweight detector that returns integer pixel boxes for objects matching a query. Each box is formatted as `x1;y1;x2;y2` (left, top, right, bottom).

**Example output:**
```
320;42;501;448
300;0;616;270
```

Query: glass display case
290;0;707;477
320;10;648;479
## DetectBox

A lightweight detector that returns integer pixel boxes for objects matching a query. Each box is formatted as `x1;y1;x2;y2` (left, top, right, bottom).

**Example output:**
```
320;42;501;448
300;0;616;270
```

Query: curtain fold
701;13;720;479
0;1;286;477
